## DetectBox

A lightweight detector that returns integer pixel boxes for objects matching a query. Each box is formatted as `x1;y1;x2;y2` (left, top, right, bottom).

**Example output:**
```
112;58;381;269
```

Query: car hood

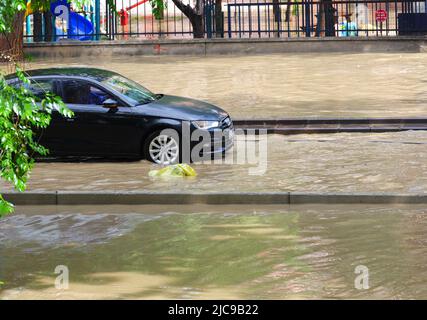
136;95;228;121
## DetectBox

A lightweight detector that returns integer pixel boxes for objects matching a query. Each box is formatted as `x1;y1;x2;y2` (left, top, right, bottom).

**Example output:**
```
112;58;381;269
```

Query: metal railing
23;0;427;42
225;0;427;38
24;0;195;42
106;0;194;39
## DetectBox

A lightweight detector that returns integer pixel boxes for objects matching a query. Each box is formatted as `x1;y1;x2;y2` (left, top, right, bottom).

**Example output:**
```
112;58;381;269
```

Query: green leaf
0;195;14;217
0;64;72;218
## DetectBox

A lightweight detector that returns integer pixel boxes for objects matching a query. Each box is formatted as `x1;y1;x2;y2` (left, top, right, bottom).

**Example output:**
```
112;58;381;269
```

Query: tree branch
171;0;196;20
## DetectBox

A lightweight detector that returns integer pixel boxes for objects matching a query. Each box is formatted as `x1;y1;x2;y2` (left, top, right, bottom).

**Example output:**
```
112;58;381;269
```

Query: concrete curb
234;117;427;134
233;117;427;125
3;192;58;205
288;192;427;204
23;36;427;57
24;36;427;47
3;191;427;206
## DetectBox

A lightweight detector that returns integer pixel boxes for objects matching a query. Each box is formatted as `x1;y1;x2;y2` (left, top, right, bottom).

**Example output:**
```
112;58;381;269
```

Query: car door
35;78;87;156
56;79;141;156
17;77;67;155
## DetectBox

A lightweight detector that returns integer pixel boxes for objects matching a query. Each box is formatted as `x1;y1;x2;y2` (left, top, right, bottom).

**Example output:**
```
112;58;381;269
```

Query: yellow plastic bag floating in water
149;164;197;177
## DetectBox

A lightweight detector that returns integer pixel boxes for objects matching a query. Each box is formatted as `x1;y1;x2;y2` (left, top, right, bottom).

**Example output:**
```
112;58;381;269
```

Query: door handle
66;118;75;122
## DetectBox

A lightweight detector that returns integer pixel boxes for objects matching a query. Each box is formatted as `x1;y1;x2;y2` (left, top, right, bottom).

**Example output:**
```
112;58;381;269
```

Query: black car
7;68;234;164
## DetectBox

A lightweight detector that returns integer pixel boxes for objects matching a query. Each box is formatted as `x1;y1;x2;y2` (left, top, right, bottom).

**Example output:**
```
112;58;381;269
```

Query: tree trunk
171;0;205;38
33;12;43;42
316;0;336;37
285;4;291;23
324;0;336;36
0;12;25;62
214;0;224;38
192;14;205;38
273;0;281;22
272;0;282;37
44;11;54;42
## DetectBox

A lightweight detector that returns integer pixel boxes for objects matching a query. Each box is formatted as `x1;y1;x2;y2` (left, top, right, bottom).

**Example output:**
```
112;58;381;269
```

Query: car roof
5;67;120;82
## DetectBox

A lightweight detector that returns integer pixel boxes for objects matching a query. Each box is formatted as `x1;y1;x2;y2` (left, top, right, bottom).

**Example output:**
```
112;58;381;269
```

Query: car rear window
11;79;55;101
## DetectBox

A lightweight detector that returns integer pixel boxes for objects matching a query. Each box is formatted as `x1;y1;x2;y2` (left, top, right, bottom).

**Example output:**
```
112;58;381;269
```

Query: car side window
60;80;117;106
18;79;54;101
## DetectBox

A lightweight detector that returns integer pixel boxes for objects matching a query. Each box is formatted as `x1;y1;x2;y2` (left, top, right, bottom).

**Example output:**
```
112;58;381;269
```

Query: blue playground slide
63;12;93;41
52;1;94;41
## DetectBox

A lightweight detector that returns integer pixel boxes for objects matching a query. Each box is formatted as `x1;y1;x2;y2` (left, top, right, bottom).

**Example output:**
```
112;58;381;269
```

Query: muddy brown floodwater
1;53;427;300
2;52;427;118
0;132;426;193
1;204;427;299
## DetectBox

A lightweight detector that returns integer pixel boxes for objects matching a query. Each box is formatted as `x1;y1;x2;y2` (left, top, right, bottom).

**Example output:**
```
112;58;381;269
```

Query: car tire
144;129;181;164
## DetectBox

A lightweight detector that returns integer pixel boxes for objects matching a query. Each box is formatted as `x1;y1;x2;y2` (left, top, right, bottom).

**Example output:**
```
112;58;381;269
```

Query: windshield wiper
138;94;162;105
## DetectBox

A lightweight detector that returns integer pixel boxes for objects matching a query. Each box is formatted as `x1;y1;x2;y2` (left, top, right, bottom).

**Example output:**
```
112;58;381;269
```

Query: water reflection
1;204;427;299
0;213;161;249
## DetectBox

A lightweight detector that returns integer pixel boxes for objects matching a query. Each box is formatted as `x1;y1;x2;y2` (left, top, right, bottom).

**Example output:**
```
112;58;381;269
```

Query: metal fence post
305;1;311;37
26;15;32;42
227;4;232;38
95;0;101;40
206;2;212;38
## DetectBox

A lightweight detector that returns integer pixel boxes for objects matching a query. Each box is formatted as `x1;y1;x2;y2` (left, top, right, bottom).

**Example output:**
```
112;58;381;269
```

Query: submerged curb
234;118;427;134
3;191;427;206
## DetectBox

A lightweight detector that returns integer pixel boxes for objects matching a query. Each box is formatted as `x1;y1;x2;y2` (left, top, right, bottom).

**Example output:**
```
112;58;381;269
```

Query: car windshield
102;75;157;105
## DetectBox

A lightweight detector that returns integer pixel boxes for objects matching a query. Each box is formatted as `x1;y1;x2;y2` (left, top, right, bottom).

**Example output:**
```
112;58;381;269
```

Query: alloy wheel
148;134;179;164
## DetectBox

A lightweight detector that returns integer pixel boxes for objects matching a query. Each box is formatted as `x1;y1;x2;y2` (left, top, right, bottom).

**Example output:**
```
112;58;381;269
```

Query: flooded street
1;204;427;299
4;52;427;118
1;52;427;300
0;131;426;194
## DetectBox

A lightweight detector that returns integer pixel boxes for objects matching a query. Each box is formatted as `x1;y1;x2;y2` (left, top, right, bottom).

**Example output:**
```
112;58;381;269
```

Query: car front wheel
144;129;180;164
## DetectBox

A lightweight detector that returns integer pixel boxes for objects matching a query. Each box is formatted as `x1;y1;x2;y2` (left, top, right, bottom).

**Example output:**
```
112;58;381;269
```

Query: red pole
125;0;149;12
118;0;150;38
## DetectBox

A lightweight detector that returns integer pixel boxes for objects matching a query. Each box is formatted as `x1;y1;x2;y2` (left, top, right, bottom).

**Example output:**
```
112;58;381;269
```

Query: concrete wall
24;37;427;58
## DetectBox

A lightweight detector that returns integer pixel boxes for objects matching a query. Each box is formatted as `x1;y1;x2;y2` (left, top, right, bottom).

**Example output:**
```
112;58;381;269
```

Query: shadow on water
1;204;427;299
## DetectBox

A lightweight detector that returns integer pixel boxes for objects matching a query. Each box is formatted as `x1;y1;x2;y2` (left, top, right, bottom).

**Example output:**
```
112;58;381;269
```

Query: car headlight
192;120;220;130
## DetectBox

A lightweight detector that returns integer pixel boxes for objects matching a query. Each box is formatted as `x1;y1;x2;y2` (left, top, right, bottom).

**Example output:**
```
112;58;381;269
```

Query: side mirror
102;98;118;108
